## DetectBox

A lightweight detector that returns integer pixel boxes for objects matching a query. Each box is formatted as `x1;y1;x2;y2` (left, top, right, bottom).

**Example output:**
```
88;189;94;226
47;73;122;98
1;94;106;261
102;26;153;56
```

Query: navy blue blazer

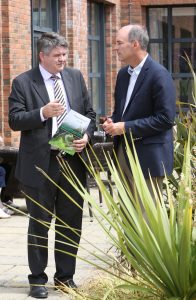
112;55;176;178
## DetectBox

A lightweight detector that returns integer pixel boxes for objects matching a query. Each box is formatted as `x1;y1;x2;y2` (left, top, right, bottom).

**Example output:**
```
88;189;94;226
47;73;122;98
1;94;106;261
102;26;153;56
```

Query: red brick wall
0;0;31;146
105;2;121;115
0;1;10;144
63;0;88;80
0;0;3;135
141;0;196;4
1;0;196;146
61;0;122;116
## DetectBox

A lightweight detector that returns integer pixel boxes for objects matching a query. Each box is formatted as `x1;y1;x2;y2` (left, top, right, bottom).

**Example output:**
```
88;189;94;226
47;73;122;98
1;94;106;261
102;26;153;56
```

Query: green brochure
49;109;91;156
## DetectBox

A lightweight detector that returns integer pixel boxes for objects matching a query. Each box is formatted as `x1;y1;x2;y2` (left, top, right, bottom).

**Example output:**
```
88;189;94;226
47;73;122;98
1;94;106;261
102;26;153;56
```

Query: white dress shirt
39;64;70;136
122;54;148;115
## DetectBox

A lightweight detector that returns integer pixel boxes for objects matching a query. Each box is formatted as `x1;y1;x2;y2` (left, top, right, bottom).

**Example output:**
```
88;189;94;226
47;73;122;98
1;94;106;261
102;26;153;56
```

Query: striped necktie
51;75;67;128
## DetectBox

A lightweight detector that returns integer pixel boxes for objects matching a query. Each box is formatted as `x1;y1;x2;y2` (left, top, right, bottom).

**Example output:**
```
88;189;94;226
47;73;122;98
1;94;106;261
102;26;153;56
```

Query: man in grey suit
9;32;96;299
103;24;176;202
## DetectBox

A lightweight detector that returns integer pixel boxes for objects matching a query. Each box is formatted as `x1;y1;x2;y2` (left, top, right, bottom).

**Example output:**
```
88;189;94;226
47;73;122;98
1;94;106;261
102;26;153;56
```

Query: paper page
60;109;91;135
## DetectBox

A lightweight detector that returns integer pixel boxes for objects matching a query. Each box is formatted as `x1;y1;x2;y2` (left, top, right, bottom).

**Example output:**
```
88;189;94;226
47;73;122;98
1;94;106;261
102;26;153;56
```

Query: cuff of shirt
40;107;47;122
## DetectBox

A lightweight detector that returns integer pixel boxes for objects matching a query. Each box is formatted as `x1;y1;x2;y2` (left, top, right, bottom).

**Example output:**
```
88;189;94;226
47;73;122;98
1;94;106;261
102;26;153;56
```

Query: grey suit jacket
9;66;96;187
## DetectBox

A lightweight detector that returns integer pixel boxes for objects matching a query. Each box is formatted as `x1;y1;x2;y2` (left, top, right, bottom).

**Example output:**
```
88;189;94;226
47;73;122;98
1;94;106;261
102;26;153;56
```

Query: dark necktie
51;75;67;128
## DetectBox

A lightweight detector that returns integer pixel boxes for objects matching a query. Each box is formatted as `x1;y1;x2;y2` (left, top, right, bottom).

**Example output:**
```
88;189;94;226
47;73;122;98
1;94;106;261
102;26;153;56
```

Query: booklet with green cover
49;109;91;155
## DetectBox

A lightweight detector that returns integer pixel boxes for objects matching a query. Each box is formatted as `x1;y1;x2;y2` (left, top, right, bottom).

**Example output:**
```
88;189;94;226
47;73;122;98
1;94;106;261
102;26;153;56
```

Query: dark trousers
117;143;163;219
22;152;85;285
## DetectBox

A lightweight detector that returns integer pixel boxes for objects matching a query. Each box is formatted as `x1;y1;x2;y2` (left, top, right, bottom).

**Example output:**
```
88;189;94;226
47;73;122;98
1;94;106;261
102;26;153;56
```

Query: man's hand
42;100;65;119
72;133;89;153
102;118;125;136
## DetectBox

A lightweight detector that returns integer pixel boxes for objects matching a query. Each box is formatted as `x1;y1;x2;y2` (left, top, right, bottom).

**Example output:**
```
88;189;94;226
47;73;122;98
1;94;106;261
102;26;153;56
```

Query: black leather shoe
65;279;77;289
29;286;48;298
54;278;77;291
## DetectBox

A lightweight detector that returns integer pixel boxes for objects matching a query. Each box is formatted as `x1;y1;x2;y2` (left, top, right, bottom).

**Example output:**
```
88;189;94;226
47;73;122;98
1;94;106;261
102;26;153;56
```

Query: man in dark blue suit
103;24;176;200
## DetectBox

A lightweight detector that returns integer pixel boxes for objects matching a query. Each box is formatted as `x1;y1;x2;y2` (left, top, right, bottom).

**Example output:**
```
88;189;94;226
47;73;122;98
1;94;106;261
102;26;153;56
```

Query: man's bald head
118;24;149;50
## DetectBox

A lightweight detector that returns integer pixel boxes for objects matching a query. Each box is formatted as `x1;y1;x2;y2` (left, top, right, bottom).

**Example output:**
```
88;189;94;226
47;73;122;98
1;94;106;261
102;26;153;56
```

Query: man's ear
133;40;139;48
39;51;44;62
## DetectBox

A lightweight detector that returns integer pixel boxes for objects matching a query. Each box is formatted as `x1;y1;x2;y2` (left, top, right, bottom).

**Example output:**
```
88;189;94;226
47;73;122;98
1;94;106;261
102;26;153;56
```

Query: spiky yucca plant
18;129;195;299
168;54;196;201
44;130;195;300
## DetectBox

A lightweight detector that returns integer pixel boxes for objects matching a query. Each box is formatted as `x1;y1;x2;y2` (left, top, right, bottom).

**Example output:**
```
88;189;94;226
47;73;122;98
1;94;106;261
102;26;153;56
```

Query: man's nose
59;56;65;62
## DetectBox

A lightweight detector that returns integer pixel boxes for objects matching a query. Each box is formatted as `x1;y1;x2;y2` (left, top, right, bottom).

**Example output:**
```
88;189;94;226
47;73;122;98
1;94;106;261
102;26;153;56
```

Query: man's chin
57;65;65;71
117;56;124;62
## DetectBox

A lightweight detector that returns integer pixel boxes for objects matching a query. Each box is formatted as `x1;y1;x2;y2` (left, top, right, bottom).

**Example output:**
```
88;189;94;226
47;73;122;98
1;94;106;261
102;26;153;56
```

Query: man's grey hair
37;32;68;55
128;25;149;50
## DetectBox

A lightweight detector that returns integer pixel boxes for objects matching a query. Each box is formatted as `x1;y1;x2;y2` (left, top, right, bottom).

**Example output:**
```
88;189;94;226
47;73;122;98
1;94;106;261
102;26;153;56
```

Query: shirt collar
39;64;61;81
127;53;148;76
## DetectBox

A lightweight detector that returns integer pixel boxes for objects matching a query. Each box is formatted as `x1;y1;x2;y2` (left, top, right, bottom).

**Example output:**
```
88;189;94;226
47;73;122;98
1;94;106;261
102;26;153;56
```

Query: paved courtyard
0;188;111;299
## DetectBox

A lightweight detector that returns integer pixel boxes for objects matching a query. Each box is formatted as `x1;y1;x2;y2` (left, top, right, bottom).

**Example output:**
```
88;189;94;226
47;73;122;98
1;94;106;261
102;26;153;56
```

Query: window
31;0;59;66
147;6;196;103
88;2;105;119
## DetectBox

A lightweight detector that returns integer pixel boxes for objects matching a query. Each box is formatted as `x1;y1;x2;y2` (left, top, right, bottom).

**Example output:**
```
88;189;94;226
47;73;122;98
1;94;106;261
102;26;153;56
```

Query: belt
133;137;142;141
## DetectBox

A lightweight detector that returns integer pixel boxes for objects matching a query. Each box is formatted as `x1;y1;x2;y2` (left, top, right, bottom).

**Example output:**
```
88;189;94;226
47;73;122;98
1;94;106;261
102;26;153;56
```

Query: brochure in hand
49;109;91;155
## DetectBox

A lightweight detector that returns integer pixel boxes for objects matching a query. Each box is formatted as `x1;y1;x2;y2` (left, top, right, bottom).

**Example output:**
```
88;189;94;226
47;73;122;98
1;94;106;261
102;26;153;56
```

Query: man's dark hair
37;32;68;55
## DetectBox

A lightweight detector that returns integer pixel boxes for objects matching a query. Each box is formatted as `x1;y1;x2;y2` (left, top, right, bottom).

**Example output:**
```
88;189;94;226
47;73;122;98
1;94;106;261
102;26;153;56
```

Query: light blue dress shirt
122;54;148;115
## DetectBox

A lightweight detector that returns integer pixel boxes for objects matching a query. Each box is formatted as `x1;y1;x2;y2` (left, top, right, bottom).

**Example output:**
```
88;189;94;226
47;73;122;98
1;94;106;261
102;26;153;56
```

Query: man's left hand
103;120;125;136
72;133;89;153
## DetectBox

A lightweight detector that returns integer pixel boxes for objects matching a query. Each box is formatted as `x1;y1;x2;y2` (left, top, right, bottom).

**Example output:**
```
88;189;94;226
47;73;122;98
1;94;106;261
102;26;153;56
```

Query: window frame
88;2;106;118
146;4;196;103
31;0;59;66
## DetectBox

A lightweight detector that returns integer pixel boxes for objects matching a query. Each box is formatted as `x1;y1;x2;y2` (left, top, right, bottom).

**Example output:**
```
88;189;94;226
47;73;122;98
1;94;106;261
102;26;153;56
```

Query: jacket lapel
124;57;150;113
60;69;73;108
120;69;130;116
31;67;50;105
130;66;148;101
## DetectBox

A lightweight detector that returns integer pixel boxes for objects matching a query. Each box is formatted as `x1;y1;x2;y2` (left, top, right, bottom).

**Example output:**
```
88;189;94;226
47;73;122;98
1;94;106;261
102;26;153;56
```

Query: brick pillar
0;0;11;144
64;0;88;82
105;3;121;116
0;0;31;147
0;0;3;135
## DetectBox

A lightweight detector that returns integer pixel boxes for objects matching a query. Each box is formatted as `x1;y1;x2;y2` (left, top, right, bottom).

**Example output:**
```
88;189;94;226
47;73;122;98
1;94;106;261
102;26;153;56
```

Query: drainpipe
128;0;132;22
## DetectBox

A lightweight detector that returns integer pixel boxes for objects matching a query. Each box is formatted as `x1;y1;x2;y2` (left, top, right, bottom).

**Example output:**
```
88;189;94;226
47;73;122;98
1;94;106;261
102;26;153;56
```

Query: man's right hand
102;118;125;136
42;100;65;119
